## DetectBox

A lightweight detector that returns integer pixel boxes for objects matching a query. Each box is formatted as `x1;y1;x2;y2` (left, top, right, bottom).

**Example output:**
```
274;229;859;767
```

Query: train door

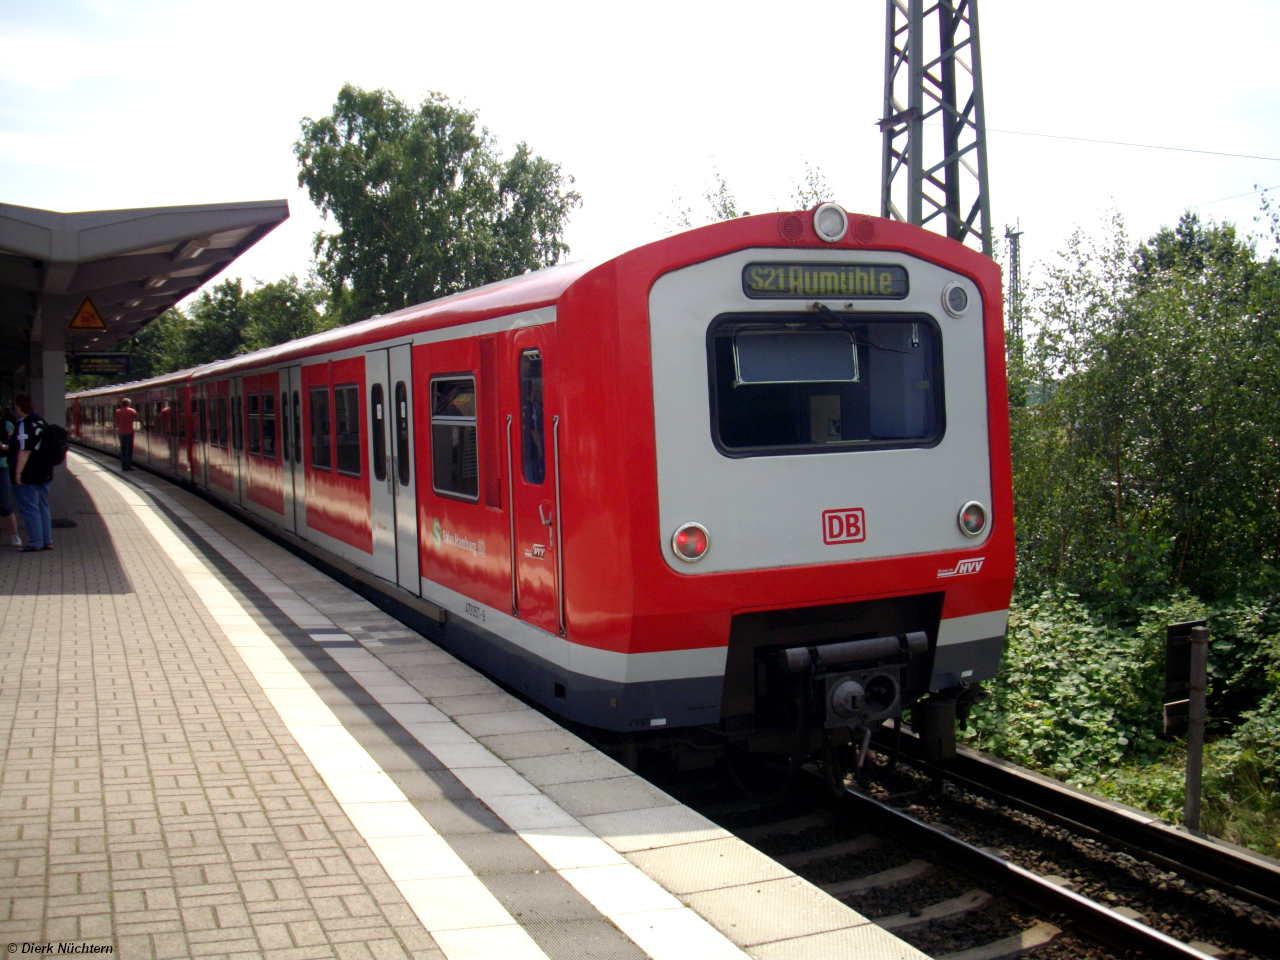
389;345;419;593
167;387;178;474
197;383;210;488
231;376;245;506
282;366;303;533
507;327;563;636
365;349;398;582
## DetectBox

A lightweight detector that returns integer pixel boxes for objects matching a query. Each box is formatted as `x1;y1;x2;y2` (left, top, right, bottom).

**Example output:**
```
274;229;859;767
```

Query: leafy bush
964;590;1280;849
962;591;1171;783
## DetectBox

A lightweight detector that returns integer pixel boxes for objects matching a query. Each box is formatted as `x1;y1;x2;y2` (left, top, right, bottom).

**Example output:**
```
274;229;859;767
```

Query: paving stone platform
0;450;928;960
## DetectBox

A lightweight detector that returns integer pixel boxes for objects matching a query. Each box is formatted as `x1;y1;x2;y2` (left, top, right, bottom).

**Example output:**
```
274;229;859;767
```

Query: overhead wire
980;126;1280;164
919;122;1280;218
1185;183;1280;211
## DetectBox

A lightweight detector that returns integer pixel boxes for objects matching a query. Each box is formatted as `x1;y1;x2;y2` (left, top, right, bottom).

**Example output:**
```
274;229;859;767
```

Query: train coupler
780;631;929;731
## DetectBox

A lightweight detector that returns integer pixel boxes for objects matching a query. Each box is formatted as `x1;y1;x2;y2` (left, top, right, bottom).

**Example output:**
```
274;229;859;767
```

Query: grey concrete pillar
29;306;72;525
44;344;72;525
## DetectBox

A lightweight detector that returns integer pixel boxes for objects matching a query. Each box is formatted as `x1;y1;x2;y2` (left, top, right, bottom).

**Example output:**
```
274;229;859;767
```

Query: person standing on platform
12;392;54;553
0;406;21;547
115;396;138;471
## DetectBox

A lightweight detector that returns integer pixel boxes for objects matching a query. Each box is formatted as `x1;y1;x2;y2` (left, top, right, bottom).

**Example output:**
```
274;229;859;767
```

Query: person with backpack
12;391;65;553
0;406;21;547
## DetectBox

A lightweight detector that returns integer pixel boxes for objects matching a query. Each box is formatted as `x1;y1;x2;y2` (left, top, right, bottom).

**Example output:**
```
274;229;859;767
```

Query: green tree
177;278;252;367
790;162;834;209
1011;211;1280;607
703;169;741;221
126;308;187;380
241;275;334;352
111;276;333;384
295;84;581;325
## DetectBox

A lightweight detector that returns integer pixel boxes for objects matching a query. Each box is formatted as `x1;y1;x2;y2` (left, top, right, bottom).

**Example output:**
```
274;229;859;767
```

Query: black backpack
22;417;68;482
41;421;69;466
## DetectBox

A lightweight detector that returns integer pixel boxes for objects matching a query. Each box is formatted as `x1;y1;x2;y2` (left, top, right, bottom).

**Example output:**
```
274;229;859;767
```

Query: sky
3;0;1279;304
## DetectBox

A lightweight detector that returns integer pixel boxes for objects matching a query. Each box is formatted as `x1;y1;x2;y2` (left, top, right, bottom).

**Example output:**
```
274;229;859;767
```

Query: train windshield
710;313;943;454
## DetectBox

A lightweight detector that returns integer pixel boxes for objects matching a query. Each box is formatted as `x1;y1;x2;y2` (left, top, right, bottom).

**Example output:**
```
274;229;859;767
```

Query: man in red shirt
114;397;139;471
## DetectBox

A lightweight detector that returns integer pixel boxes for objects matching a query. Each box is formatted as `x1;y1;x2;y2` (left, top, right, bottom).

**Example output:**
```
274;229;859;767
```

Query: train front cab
605;211;1015;763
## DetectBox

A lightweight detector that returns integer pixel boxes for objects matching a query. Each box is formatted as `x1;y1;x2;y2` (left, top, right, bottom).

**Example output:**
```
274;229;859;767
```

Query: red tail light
672;523;710;562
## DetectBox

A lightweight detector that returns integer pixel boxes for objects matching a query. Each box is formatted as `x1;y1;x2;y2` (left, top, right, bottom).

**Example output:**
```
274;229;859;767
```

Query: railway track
658;746;1278;960
875;725;1280;916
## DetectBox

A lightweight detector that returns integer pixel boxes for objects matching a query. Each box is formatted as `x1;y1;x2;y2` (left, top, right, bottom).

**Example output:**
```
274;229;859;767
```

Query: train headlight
958;501;988;538
942;282;970;317
672;522;710;562
813;203;849;243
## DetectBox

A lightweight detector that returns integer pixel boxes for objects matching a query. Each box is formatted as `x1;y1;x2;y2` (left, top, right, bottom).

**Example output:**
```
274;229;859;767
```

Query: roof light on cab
813;203;849;243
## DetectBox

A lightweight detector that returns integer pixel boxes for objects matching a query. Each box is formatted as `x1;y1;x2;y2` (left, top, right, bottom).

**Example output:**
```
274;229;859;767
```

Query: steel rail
842;786;1213;960
873;726;1280;913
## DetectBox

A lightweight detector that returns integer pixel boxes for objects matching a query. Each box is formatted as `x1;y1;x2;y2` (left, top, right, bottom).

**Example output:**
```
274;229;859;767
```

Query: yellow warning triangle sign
68;297;108;331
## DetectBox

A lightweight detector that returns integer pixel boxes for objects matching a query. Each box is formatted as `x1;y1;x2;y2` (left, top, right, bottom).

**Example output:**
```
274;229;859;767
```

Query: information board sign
72;353;131;377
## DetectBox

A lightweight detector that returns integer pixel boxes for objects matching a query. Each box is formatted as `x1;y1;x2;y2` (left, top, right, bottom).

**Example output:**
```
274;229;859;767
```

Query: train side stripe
419;576;728;683
936;610;1009;646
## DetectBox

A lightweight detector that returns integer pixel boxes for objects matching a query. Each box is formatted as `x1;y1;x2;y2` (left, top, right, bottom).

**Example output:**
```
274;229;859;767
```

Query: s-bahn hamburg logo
822;508;866;545
938;557;985;578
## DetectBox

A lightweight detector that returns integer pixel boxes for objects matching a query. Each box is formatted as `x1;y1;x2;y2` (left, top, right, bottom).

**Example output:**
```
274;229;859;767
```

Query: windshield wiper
809;302;914;354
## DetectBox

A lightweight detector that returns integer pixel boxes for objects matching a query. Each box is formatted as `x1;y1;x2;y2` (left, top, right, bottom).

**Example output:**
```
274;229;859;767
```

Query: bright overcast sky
3;0;1279;303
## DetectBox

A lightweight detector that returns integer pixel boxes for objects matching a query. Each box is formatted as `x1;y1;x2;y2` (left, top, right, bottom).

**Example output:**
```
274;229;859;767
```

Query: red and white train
70;205;1013;763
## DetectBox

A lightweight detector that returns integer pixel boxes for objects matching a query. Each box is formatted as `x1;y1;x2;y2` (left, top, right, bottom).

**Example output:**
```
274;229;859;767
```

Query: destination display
71;353;131;377
743;262;909;300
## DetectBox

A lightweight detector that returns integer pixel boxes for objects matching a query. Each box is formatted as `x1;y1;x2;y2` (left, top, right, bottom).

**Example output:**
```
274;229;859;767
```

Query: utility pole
1005;223;1024;341
880;0;993;256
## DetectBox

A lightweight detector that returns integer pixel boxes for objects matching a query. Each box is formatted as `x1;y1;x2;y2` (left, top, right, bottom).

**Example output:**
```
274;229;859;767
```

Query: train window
292;391;302;464
734;330;859;384
430;377;477;500
248;393;261;456
280;392;289;461
394;382;410;487
310;387;332;470
217;396;229;449
177;399;186;440
519;350;545;484
232;395;243;451
370;383;386;482
334;384;361;477
199;397;208;444
262;392;276;459
709;314;942;454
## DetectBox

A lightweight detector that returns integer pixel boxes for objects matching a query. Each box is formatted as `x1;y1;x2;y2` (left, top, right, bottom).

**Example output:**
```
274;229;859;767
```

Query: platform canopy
0;199;289;381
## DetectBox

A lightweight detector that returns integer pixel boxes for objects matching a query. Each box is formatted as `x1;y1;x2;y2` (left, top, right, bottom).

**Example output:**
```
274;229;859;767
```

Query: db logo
822;508;866;544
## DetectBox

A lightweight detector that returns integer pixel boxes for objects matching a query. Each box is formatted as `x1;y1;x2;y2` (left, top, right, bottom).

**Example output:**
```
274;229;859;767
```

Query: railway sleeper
878;888;994;931
735;811;832;841
822;858;932;896
775;834;879;869
935;920;1063;960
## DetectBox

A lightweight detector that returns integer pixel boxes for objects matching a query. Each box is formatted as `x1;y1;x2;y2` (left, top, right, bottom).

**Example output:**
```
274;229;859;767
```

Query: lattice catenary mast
880;0;993;256
1005;222;1024;341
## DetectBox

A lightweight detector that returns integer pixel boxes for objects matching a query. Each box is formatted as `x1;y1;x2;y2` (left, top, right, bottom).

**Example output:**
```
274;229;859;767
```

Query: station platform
0;450;928;960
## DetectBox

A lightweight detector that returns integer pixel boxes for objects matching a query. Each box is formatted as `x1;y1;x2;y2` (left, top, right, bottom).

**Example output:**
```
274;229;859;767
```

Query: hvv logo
938;557;985;578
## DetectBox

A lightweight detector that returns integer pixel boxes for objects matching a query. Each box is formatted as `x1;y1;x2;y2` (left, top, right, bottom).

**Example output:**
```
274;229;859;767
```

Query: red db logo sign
822;508;866;544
